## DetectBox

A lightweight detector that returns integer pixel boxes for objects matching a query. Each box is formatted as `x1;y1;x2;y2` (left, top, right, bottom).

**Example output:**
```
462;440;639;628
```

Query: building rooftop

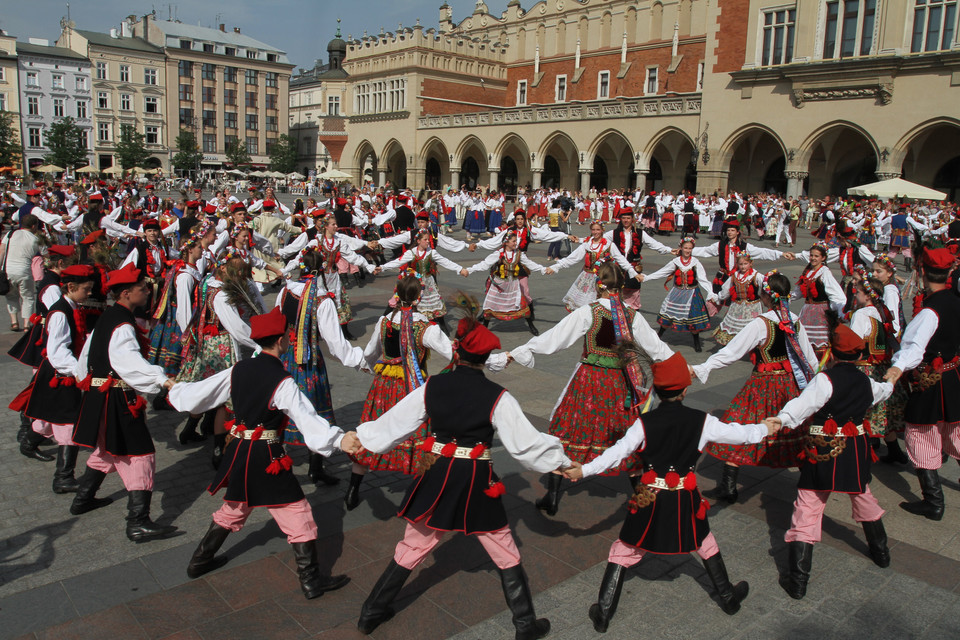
75;29;164;55
150;19;291;64
16;41;88;60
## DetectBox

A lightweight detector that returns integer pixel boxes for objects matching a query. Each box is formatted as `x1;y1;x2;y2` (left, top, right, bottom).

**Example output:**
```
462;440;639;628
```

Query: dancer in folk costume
344;276;459;510
466;231;554;336
68;263;179;543
641;236;718;352
375;227;467;333
507;263;675;516
565;353;774;632
120;218;175;323
691;272;819;503
9;266;96;489
602;210;675;309
773;324;894;601
793;244;846;358
712;252;766;346
872;255;906;340
550;221;640;311
169;307;358;599
692;217;793;294
885;248;960;521
353;319;568;639
800;221;876;310
276;247;365;486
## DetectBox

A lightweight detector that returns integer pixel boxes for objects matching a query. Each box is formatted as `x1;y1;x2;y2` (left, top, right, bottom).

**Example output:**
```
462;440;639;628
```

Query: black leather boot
291;540;349;599
178;415;205;445
861;519;890;568
70;468;113;515
341;324;356;341
152;388;173;412
17;412;31;444
344;472;363;511
526;317;539;336
702;553;749;614
900;469;945;521
186;521;232;578
20;430;55;462
499;564;550;640
52;445;80;494
881;438;908;464
125;490;178;543
358;560;412;634
535;474;562;516
708;464;739;503
200;410;217;437
779;541;814;599
692;333;703;353
588;562;625;633
211;433;227;470
308;453;340;486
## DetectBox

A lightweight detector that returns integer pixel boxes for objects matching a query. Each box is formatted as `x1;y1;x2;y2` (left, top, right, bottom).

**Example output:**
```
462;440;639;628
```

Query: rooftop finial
335;18;341;38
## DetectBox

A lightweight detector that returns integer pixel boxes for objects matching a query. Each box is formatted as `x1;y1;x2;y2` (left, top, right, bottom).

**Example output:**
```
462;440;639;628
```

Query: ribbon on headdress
152;260;185;321
399;306;426;393
609;292;651;412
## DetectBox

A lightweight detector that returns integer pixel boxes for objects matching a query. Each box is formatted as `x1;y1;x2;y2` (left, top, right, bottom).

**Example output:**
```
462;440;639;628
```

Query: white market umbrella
287;171;305;180
847;177;947;201
267;170;287;179
247;170;266;178
102;165;124;175
34;163;64;173
75;164;98;174
318;169;352;180
227;169;247;177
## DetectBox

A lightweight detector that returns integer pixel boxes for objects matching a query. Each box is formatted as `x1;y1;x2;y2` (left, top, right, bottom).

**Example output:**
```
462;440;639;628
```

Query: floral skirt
351;372;427;474
323;273;352;324
799;301;830;348
280;349;335;446
704;370;805;467
177;333;235;384
713;300;763;346
550;363;638;474
562;270;599;312
658;287;710;333
147;308;184;376
857;362;907;436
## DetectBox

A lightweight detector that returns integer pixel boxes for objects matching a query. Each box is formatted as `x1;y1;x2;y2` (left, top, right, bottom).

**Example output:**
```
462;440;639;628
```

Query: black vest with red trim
920;289;960;362
612;226;642;263
7;270;62;366
904;289;960;425
838;244;866;278
47;296;80;354
22;297;84;425
36;270;62;315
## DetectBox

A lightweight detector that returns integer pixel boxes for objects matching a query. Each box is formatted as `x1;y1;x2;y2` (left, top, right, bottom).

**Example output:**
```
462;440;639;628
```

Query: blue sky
0;0;512;70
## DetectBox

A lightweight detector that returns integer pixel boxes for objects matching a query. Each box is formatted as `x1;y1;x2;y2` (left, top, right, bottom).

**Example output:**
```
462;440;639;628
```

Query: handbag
0;230;13;296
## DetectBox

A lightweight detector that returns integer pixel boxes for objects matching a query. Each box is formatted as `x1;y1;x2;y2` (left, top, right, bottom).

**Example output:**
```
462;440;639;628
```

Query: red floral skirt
350;373;427;474
704;370;805;467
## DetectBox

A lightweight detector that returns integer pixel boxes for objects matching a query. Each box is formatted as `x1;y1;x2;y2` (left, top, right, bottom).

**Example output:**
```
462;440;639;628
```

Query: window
72;99;86;119
245;113;258;130
224;89;237;106
265;138;275;156
144;68;157;85
225;135;238;150
178;60;192;77
203;43;214;53
0;67;4;82
97;91;109;109
246;50;258;59
119;65;130;82
28;127;41;147
327;95;340;115
76;76;87;90
145;96;159;114
202;63;215;80
179;107;194;127
224;66;237;83
645;67;659;94
97;122;111;142
822;0;876;59
145;125;159;145
555;75;567;102
246;136;258;154
245;69;258;84
53;98;65;117
0;93;6;111
265;72;278;88
224;111;238;129
203;133;217;152
26;71;38;87
52;74;64;90
225;47;236;57
516;80;527;106
179;39;191;50
78;129;88;150
96;62;107;80
27;96;39;116
265;93;277;110
179;84;193;101
761;8;796;66
267;53;278;63
912;0;958;52
266;115;278;132
246;91;257;108
203;109;216;127
598;71;610;99
120;94;131;111
202;86;216;103
697;61;705;91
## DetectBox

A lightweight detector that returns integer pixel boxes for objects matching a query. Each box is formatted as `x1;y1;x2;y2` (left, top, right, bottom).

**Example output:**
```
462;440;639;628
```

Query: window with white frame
27;96;39;116
98;122;111;142
598;71;611;99
761;7;796;65
555;75;567;102
246;136;258;154
822;0;876;59
28;127;41;147
516;79;527;106
119;65;130;83
96;61;107;80
327;95;340;115
0;93;6;111
76;76;87;91
911;0;958;52
76;100;87;118
26;71;38;87
120;94;132;111
52;74;64;89
697;61;705;91
145;125;159;145
645;67;659;95
0;67;4;82
352;78;406;115
53;98;65;117
144;68;157;85
145;96;159;114
97;91;109;109
77;129;88;150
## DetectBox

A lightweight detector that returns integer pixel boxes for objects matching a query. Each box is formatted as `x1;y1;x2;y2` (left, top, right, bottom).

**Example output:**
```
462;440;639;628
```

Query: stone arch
719;125;789;195
353;139;378;183
494;133;531;195
380;139;407;190
625;7;638;44
678;0;692;36
456;135;488;191
799;122;880;197
644;127;697;193
556;19;567;56
895;118;960;198
587;129;635;191
578;15;590;49
601;11;613;48
517;27;528;59
651;2;664;41
537;131;579;190
419;136;451;191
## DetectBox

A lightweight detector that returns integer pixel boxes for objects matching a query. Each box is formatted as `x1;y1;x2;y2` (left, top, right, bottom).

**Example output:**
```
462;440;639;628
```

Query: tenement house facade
0;31;21;147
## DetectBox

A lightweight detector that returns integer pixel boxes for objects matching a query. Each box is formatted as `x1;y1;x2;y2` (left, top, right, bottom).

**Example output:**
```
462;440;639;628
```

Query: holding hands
763;417;782;436
459;268;469;277
563;462;583;481
340;431;361;455
883;367;902;384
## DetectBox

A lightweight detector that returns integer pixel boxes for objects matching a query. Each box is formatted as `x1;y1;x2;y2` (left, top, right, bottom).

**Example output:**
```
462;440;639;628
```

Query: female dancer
276;246;366;486
465;231;553;336
793;244;846;358
147;228;204;377
712;253;765;346
507;262;675;515
464;189;487;239
872;255;905;340
640;237;718;352
344;275;457;509
550;221;639;312
690;272;819;502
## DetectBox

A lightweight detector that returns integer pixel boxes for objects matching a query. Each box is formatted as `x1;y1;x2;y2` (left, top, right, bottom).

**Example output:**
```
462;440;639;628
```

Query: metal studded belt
809;423;867;437
429;442;492;460
229;426;281;444
90;377;132;390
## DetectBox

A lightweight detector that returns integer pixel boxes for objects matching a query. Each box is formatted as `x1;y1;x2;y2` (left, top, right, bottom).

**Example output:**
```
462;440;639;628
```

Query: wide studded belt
430;442;492;460
90;377;131;390
229;425;281;444
809;423;867;437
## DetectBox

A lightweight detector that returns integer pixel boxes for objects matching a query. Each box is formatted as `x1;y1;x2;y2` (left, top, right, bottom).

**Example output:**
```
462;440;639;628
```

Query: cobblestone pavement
1;195;958;639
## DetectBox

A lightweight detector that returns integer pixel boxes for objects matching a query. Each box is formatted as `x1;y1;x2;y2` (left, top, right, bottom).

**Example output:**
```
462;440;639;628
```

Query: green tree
268;134;298;174
0;111;22;168
43;116;88;169
225;138;251;168
115;124;148;170
171;129;202;174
